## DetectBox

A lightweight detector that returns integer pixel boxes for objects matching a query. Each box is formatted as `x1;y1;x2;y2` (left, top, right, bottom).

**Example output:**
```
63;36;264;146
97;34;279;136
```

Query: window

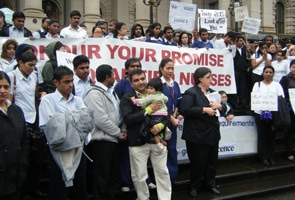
276;2;284;34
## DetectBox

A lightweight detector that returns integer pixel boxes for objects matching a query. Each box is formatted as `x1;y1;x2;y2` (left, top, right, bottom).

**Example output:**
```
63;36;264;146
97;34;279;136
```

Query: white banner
234;5;249;22
169;1;197;32
241;17;261;34
198;9;227;33
0;38;236;93
251;92;278;111
288;88;295;114
177;116;257;161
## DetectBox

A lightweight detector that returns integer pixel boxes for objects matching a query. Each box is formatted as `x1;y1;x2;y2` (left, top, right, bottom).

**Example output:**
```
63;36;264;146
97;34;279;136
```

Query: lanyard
166;83;175;112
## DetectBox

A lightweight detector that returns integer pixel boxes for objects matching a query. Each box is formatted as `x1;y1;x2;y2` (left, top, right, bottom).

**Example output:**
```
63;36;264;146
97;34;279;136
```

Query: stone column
219;0;232;32
261;0;275;33
83;0;101;34
135;0;151;29
23;0;46;32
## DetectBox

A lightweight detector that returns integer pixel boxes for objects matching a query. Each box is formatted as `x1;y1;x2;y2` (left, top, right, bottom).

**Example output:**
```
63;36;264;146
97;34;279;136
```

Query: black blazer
120;88;169;146
180;86;224;145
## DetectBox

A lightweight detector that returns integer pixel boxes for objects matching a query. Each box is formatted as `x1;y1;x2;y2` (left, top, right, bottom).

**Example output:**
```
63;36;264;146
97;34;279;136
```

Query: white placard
177;116;258;161
251;92;278;111
234;5;249;22
169;1;197;32
241;17;261;34
288;88;295;114
198;9;227;33
56;51;77;69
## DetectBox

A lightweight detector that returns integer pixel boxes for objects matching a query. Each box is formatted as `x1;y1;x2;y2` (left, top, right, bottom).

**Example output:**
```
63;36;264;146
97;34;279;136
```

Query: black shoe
189;189;197;197
210;187;221;195
261;158;270;166
269;159;276;165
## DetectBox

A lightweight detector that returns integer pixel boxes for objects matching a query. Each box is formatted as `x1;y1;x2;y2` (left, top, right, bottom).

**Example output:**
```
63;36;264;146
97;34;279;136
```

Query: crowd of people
0;7;295;200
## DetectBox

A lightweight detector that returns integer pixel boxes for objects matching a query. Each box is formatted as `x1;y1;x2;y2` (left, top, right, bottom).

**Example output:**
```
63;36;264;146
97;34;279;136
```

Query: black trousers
47;153;88;200
186;141;219;191
254;114;276;160
87;140;120;200
235;71;250;107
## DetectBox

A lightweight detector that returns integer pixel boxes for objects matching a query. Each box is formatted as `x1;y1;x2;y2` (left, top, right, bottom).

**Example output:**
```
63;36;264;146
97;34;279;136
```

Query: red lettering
224;74;231;86
182;53;193;65
211;73;217;86
118;46;131;59
81;45;86;55
87;45;101;59
162;50;171;59
145;48;157;62
107;44;119;59
209;54;217;66
171;51;182;64
179;72;191;85
217;55;223;67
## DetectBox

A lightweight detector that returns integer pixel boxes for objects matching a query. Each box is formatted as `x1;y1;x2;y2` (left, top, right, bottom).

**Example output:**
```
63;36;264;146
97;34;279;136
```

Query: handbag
272;96;291;130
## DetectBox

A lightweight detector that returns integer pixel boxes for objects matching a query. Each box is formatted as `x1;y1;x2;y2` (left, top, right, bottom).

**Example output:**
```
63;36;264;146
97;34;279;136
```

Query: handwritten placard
251;92;278;111
241;17;261;34
198;9;227;33
169;1;197;32
234;5;249;22
56;51;77;69
288;88;295;115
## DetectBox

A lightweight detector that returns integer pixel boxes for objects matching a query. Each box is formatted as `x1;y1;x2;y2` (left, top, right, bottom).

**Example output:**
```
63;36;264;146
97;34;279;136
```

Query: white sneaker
148;182;157;189
121;186;131;192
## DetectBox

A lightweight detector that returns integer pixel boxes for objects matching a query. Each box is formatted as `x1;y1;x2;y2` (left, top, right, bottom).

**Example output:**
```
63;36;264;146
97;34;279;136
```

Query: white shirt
8;68;38;123
73;74;91;100
252;81;284;114
60;25;88;39
251;53;272;76
9;25;25;38
271;60;290;82
0;58;14;71
214;38;236;57
39;89;86;127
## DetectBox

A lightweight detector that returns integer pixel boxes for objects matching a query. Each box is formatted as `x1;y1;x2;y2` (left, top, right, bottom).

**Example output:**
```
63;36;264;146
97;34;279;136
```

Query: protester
158;58;183;184
39;66;89;200
113;22;128;40
0;11;32;38
60;10;88;38
120;69;171;200
84;64;127;200
219;90;234;122
145;22;163;44
32;17;50;38
130;23;145;40
191;28;213;49
0;39;18;71
7;51;47;199
252;66;284;166
180;67;225;197
42;41;65;93
91;26;104;38
45;19;63;38
0;71;30;200
280;60;295;162
73;55;92;100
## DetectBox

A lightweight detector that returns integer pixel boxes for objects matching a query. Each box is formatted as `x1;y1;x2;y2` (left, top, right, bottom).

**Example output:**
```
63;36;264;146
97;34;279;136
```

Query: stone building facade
0;0;293;38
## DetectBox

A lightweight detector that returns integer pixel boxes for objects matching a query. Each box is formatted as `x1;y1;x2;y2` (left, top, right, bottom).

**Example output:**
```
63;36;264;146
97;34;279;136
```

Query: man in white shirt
73;55;92;100
39;66;87;200
60;10;88;39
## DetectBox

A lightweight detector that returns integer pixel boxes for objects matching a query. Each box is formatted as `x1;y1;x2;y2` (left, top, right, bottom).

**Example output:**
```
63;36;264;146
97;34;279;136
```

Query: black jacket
120;89;169;146
180;86;225;145
0;25;32;37
0;104;30;197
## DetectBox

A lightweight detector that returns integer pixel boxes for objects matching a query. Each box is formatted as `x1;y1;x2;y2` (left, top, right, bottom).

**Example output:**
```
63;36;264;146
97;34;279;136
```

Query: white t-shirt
251;81;284;114
251;53;272;76
60;25;88;39
271;59;289;82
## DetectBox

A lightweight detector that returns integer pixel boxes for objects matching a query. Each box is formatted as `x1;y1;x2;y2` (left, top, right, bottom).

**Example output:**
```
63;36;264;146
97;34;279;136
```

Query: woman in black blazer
180;67;226;197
